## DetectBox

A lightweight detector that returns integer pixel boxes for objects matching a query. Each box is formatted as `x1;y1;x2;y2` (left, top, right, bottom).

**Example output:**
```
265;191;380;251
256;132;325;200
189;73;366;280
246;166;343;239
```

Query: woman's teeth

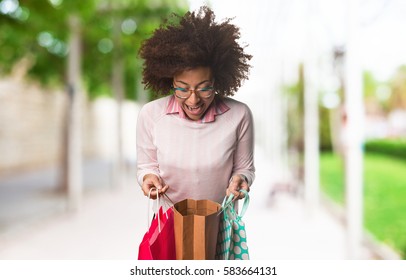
186;104;202;111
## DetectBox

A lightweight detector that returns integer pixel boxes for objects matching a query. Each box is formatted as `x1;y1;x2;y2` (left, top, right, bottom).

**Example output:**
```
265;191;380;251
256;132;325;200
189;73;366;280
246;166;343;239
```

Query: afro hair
139;6;252;97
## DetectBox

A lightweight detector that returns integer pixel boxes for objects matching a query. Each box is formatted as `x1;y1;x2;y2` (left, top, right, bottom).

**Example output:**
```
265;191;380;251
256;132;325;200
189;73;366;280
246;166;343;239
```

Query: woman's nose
187;90;201;103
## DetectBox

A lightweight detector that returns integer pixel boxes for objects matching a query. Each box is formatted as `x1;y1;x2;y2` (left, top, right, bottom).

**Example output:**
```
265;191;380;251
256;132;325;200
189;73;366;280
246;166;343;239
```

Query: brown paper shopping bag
173;199;221;260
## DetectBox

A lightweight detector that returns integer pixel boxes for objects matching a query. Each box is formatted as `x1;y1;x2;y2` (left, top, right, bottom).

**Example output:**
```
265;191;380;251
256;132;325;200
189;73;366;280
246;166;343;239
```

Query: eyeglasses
173;83;215;99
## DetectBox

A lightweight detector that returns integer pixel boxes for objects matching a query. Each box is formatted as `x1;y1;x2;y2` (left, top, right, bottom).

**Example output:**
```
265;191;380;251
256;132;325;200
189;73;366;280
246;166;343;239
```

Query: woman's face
173;67;215;121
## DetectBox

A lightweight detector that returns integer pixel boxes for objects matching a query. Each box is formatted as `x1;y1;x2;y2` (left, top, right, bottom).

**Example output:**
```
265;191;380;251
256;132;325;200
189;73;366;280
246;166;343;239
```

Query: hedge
364;138;406;160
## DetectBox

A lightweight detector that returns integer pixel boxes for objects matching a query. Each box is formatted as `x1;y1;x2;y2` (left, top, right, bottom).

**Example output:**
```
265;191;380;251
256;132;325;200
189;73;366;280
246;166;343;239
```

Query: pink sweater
136;95;255;204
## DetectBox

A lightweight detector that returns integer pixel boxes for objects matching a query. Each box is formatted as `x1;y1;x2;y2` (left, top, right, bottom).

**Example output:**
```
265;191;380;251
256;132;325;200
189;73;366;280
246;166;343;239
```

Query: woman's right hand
141;174;169;199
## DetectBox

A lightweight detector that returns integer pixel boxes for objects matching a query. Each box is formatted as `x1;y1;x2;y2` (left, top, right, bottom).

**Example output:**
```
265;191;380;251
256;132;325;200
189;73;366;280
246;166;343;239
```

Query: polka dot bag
215;190;250;260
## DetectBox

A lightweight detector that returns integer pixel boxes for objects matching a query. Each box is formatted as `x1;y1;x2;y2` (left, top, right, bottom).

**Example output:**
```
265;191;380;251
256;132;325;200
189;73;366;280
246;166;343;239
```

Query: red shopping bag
138;192;176;260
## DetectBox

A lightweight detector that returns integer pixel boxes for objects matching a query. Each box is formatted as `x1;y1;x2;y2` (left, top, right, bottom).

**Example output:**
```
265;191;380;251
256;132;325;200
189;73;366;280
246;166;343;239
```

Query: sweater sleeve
136;104;160;186
232;104;255;186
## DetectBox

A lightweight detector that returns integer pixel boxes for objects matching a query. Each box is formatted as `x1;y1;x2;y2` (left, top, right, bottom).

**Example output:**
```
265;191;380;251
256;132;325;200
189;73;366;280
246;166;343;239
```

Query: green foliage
363;70;379;98
283;64;304;153
389;65;406;110
320;152;406;259
0;0;188;100
364;138;406;160
363;70;393;113
319;105;332;151
283;63;333;152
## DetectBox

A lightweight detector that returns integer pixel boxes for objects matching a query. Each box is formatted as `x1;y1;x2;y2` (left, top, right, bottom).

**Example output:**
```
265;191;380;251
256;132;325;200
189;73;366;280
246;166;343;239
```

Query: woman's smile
184;103;204;114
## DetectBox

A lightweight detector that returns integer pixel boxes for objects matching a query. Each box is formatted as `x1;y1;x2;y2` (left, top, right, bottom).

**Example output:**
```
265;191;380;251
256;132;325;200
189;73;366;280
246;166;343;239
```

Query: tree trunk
304;0;320;214
60;15;83;211
112;15;125;189
344;0;365;259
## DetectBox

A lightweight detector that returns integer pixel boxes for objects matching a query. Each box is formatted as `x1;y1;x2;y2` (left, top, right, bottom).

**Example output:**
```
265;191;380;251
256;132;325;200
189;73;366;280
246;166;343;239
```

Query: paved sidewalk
0;154;374;260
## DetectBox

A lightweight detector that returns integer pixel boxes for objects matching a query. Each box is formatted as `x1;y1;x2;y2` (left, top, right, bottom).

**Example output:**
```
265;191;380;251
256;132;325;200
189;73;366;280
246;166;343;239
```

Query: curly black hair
139;6;252;97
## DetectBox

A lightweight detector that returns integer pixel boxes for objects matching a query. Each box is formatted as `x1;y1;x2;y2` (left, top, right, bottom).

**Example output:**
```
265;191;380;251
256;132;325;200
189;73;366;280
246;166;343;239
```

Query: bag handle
147;187;161;232
220;189;250;219
162;193;175;211
146;189;174;233
232;189;249;219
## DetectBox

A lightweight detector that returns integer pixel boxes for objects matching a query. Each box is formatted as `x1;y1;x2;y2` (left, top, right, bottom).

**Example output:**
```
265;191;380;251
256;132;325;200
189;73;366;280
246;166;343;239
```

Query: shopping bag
216;190;250;260
173;199;221;260
138;190;176;260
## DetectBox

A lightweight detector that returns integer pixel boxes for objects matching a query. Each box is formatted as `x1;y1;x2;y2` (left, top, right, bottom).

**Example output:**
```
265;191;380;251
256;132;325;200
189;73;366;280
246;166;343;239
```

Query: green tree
389;65;406;110
0;0;188;100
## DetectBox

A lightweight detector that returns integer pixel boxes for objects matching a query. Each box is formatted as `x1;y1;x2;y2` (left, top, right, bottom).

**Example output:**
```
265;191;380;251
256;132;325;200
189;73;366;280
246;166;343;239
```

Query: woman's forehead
174;67;212;82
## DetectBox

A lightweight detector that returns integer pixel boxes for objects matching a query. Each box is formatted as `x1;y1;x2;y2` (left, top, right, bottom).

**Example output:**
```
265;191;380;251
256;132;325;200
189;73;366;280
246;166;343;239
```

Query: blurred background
0;0;405;260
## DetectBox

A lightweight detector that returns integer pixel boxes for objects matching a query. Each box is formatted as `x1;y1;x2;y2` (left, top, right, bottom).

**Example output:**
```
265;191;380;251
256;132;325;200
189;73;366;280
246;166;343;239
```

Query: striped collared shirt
165;95;230;123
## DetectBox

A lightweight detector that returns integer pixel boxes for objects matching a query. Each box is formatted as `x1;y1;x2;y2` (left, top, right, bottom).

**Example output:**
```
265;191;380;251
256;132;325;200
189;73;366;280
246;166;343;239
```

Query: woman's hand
226;174;250;201
141;174;169;199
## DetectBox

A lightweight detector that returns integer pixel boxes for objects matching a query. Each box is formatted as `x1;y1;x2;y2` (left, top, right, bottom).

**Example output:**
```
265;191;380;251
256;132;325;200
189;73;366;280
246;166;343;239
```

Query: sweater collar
166;95;230;123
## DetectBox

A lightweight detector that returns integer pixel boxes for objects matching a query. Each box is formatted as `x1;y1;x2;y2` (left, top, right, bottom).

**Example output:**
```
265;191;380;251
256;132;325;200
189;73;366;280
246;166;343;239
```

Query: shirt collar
166;95;230;123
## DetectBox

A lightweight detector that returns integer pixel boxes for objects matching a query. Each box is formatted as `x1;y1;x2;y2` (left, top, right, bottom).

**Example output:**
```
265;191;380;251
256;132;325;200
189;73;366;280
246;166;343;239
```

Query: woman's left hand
226;174;250;201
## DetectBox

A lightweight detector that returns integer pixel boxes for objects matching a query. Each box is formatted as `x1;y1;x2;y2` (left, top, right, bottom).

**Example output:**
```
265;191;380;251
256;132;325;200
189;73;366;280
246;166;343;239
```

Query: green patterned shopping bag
215;190;250;260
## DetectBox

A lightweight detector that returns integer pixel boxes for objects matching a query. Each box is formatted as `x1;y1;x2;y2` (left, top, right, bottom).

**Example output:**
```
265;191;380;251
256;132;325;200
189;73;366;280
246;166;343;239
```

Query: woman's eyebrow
175;80;211;87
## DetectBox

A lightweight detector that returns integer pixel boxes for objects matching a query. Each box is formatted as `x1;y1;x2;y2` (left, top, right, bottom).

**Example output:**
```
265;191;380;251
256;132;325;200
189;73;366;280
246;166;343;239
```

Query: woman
136;6;255;204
